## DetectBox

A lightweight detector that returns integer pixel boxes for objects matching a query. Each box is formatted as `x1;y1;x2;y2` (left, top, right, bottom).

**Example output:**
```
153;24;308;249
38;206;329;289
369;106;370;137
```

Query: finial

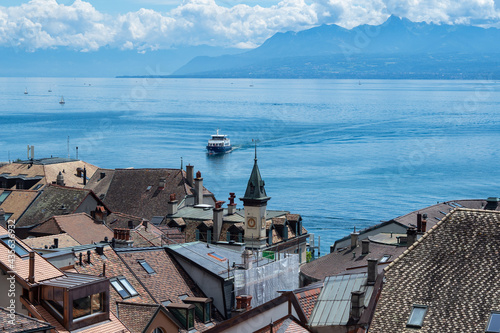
180;157;183;170
253;139;258;161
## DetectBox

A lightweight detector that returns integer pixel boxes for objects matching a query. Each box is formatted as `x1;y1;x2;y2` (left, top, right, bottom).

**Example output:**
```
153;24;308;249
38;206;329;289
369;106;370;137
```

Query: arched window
152;328;164;333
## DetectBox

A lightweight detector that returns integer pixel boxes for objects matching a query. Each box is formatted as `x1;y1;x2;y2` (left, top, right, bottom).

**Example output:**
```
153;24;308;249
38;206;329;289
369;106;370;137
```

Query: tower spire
254;139;257;161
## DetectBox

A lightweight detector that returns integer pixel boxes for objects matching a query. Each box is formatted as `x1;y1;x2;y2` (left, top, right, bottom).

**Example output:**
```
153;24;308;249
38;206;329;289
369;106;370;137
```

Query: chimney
367;258;378;285
235;295;252;311
56;171;65;186
242;250;253;269
350;229;359;250
167;193;178;215
96;246;104;255
53;238;59;249
76;167;83;177
417;213;422;232
100;172;106;180
128;220;134;229
143;219;148;230
31;145;34;160
158;178;166;189
361;239;369;255
407;227;417;247
186;164;194;187
102;263;106;277
113;228;133;248
228;193;237;215
421;214;427;233
79;252;83;265
194;171;203;205
28;252;35;284
87;250;91;264
350;291;365;321
213;201;224;242
83;167;87;186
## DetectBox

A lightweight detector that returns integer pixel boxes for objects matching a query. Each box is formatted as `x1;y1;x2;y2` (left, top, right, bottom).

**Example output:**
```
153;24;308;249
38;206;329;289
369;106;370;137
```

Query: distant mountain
173;16;500;79
0;45;243;77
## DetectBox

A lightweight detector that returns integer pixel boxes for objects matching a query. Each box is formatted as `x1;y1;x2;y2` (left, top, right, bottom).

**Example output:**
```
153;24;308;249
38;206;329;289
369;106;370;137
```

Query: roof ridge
384;207;475;273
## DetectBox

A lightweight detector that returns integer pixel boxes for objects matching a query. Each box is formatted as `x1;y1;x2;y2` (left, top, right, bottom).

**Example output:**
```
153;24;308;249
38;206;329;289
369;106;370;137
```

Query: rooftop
0;307;54;332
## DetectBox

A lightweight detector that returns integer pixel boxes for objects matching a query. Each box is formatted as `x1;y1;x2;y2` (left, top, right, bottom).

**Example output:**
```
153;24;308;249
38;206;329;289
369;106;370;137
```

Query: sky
0;0;499;52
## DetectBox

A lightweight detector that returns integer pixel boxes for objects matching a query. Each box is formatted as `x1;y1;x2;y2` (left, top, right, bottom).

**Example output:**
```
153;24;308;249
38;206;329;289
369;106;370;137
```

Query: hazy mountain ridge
172;16;500;78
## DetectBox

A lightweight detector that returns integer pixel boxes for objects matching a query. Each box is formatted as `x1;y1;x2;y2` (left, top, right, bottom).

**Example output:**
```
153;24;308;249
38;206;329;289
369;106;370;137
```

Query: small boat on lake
59;96;65;105
207;129;232;154
24;88;28;94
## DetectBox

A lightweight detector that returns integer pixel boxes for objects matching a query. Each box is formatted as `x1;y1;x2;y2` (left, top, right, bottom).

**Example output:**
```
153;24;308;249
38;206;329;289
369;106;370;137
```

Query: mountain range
171;16;500;79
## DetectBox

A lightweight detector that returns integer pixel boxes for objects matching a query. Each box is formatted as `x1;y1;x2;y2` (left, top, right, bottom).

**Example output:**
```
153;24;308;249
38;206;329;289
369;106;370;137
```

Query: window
179;294;188;300
110;277;139;298
138;260;155;274
487;312;500;333
0;235;29;256
207;252;226;262
152;329;164;333
3;213;13;222
380;255;391;263
0;191;11;203
407;305;428;328
162;300;171;306
73;293;103;320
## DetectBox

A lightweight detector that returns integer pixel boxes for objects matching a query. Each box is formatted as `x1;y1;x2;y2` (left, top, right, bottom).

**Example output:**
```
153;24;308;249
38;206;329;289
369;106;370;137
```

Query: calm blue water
1;77;500;255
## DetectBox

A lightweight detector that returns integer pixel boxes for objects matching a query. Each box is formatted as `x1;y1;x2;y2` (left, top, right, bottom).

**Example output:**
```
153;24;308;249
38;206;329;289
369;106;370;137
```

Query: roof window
486;312;500;333
0;191;11;203
407;305;427;328
110;277;139;298
380;255;391;263
138;259;155;274
0;235;29;256
207;252;226;261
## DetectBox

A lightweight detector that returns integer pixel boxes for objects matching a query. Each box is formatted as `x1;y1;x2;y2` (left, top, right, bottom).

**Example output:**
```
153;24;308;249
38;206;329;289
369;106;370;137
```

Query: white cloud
0;0;498;51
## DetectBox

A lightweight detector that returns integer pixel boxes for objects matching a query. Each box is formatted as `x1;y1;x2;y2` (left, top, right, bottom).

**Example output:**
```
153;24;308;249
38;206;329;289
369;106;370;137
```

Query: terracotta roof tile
30;212;114;245
0;307;53;332
23;233;81;249
0;189;38;222
116;302;160;333
294;286;322;320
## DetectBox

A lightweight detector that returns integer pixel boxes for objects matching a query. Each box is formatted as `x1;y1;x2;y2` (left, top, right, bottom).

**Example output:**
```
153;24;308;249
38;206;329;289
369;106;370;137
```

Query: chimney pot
417;213;422;232
407;227;417;247
170;193;176;201
196;171;202;179
87;250;91;264
53;238;59;249
79;252;83;265
361;239;369;255
28;252;35;283
421;218;427;233
236;295;252;311
367;258;378;285
167;194;179;215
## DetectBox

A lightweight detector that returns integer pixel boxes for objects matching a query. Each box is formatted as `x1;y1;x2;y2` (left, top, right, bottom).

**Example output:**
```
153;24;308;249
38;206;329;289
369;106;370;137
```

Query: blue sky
1;0;499;52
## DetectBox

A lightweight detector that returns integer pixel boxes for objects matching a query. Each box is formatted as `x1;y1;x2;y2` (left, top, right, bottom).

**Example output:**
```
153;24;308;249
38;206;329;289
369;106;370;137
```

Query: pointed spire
241;141;270;203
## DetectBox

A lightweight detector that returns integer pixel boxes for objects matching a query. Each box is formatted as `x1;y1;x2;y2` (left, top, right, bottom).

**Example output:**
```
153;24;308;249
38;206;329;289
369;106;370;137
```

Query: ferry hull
206;146;232;154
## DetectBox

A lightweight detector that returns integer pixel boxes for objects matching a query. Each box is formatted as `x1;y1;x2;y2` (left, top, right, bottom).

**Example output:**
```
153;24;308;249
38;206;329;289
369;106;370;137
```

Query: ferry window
487;312;500;332
138;259;155;274
407;305;427;328
0;235;29;256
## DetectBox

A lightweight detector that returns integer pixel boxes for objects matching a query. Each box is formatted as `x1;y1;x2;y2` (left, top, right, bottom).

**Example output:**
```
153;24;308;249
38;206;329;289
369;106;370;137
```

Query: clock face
247;217;256;228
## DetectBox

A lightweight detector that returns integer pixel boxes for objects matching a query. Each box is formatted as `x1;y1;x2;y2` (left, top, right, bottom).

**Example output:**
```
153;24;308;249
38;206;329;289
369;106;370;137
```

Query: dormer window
167;303;195;330
138;259;155;274
184;297;212;323
407;305;427;328
486;312;500;332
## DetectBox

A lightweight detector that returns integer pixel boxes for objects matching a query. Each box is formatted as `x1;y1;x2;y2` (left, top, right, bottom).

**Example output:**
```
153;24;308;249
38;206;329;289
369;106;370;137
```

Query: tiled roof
106;212;145;230
72;245;155;310
156;225;185;244
0;226;64;284
116;302;160;333
0;189;38;222
300;239;405;282
86;168;212;220
23;233;81;249
0;307;53;332
294;283;323;320
16;185;97;228
0;159;98;189
369;208;500;333
29;212;114;245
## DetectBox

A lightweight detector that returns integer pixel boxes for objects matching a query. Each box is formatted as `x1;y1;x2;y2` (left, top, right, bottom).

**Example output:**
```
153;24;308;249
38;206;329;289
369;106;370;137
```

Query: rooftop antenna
67;136;70;159
252;139;258;161
76;146;78;160
181;157;183;170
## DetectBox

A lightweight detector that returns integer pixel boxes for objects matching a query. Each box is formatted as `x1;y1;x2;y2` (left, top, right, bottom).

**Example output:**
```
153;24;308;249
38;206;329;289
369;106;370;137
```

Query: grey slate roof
240;157;270;202
369;208;500;333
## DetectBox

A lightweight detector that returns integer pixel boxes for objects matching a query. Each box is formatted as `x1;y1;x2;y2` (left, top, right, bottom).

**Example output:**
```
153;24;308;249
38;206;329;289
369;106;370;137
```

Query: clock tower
240;144;271;250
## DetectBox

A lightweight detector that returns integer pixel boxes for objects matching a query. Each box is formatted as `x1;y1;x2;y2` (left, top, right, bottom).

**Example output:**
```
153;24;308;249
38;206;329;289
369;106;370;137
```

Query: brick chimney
407;227;417;247
228;193;237;215
194;171;203;205
167;193;178;215
367;258;378;285
417;213;422;232
361;239;370;255
235;295;252;312
213;201;225;242
113;228;133;248
351;229;359;250
186;164;194;187
28;252;35;284
350;290;365;321
421;214;427;232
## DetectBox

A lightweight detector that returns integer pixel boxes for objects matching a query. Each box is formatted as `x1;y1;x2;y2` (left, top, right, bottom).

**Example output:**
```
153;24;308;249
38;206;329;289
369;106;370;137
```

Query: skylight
0;191;11;204
110;277;138;298
407;305;427;328
486;312;500;333
0;235;29;256
207;252;226;262
380;255;391;263
138;259;155;274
